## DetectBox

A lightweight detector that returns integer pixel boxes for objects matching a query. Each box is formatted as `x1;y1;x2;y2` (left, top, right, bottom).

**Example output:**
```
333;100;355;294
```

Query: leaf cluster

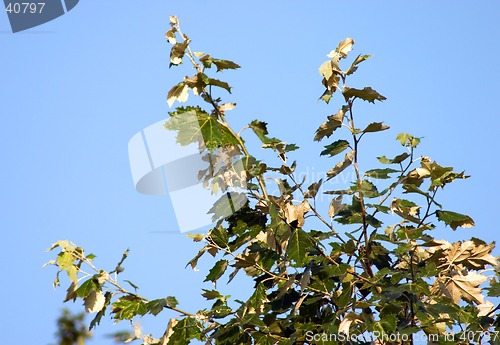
45;17;499;345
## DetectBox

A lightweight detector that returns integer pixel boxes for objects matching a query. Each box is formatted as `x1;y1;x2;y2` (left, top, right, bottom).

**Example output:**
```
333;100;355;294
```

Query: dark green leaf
76;279;100;298
320;140;350;157
436;210;475;230
111;296;147;320
249;120;281;145
202;289;224;300
146;297;179;316
167;317;203;344
287;229;313;266
204;260;229;283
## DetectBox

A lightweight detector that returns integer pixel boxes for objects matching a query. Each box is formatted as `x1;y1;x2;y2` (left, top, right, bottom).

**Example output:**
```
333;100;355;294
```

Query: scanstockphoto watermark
3;0;79;33
305;330;500;344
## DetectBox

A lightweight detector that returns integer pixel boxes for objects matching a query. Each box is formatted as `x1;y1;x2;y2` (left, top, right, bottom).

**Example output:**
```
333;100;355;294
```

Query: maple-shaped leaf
446;239;497;270
165;107;239;149
314;109;345;141
284;201;310;227
444;271;487;305
343;86;386;103
112;296;147;320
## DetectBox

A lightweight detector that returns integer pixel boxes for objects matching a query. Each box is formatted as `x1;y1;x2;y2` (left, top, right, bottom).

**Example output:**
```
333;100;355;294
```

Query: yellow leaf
335;37;355;58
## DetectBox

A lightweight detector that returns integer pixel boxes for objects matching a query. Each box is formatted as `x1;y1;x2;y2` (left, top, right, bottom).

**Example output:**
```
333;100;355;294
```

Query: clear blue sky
1;1;499;344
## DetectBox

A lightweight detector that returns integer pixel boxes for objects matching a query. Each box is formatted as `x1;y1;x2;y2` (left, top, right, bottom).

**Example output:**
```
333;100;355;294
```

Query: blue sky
1;1;499;344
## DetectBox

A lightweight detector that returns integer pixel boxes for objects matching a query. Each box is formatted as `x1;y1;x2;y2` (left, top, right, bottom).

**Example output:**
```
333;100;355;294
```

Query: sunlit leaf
343;86;386;103
165;107;239;148
167;82;189;107
328;195;343;218
436;210;475;230
85;290;106;314
326;151;354;179
314;109;344;141
362;122;389;133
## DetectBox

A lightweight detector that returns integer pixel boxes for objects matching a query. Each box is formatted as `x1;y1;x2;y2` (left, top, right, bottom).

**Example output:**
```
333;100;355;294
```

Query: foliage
52;309;92;345
46;16;500;345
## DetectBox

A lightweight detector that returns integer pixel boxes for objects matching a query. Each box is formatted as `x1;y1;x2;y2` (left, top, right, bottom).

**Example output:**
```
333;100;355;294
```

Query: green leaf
165;107;239;149
436;210;475;230
56;252;78;284
202;289;224;300
145;297;178;316
204;260;229;283
167;317;203;344
351;180;381;198
212;59;241;72
209;226;229;248
76;278;100;298
396;133;421;148
346;54;371;75
320;140;350;157
488;282;500;297
249;120;281;145
343;86;386;103
314;109;344;141
365;168;399;179
362;122;389;133
377;152;410;164
206;77;232;93
326;151;354;179
111;296;147;320
287;229;313;266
